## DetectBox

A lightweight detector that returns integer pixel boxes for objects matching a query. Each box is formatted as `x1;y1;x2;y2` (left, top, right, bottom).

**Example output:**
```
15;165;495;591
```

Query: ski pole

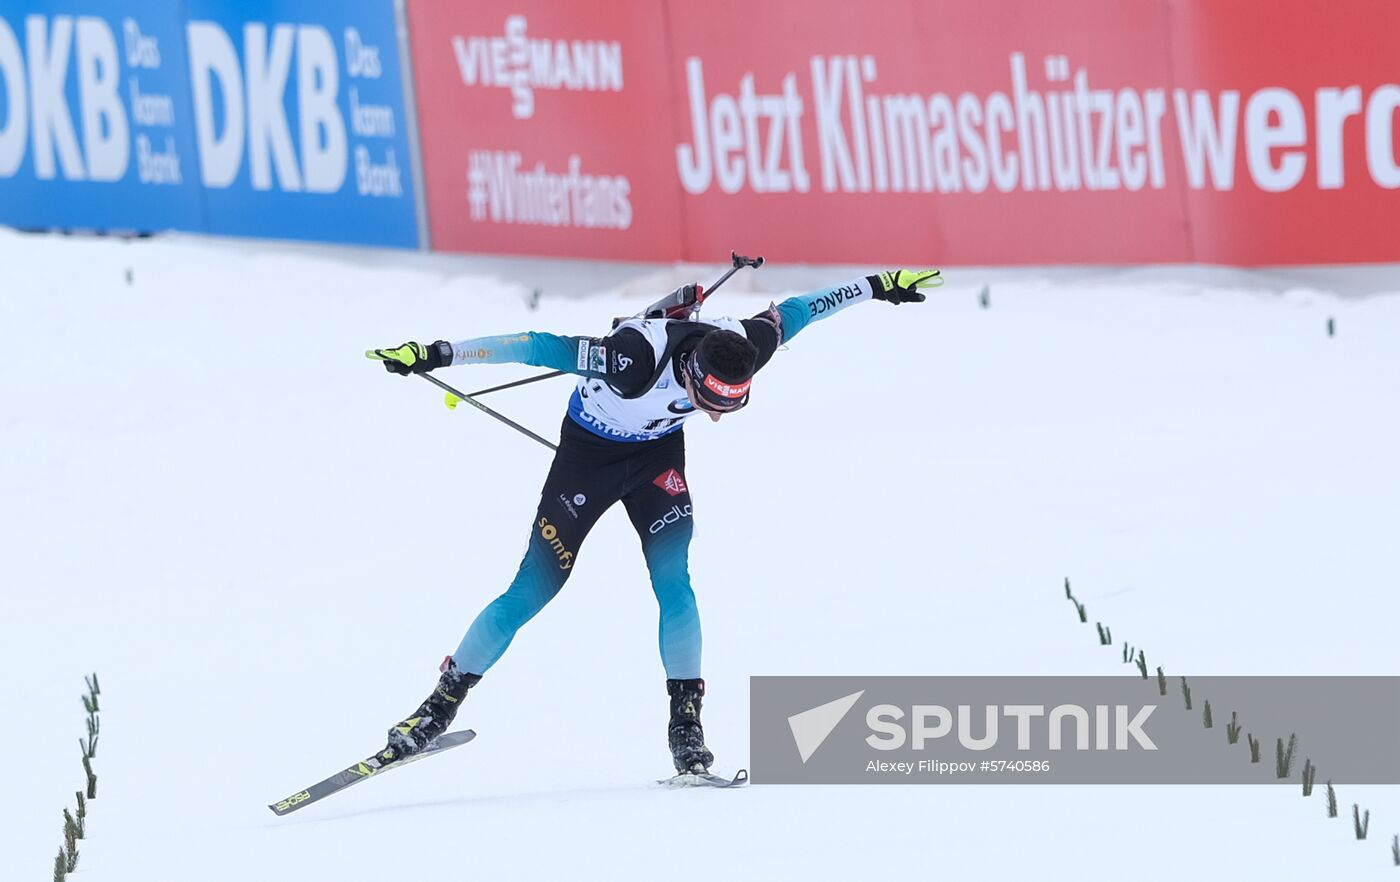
468;370;567;397
474;250;767;397
417;373;558;451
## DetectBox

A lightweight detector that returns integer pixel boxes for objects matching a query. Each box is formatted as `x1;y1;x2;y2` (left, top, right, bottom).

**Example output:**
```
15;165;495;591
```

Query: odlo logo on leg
537;517;573;569
649;504;693;534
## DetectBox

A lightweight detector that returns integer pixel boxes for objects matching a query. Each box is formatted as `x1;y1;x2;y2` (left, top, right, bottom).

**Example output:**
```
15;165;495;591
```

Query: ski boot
666;678;715;773
386;656;480;758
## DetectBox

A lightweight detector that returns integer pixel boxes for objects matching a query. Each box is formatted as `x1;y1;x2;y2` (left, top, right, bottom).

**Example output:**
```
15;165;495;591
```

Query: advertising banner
182;0;418;246
1168;0;1400;264
6;1;1399;263
406;0;682;259
410;0;1400;265
0;1;205;232
666;0;1195;265
672;0;1400;265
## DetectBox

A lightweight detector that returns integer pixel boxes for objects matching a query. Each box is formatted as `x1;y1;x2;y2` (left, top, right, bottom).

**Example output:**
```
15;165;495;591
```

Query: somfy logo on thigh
751;677;1400;785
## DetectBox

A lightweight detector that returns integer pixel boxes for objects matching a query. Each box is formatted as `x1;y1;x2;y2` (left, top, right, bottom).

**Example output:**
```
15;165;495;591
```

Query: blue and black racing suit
446;275;878;680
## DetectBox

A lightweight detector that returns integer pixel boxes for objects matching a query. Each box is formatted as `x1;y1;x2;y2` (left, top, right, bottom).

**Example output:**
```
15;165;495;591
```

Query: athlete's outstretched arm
366;328;656;394
763;269;942;345
445;332;603;372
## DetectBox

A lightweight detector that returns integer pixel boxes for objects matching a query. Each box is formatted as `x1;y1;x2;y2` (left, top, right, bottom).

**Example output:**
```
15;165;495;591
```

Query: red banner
406;0;681;259
1168;0;1400;264
667;0;1192;265
408;0;1400;265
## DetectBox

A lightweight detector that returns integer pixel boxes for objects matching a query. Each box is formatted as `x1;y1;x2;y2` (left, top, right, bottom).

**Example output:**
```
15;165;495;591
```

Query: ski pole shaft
417;373;558;451
469;370;566;397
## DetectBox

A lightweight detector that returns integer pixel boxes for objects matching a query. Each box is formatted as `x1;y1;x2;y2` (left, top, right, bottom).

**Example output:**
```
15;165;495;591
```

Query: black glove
868;269;943;304
364;340;453;375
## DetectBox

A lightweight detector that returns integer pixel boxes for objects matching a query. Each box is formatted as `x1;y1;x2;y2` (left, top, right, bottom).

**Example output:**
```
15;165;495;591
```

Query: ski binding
658;768;749;789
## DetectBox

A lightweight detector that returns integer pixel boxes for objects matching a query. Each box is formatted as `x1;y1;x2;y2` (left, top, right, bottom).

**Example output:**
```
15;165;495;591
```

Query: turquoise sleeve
448;332;604;378
773;276;876;344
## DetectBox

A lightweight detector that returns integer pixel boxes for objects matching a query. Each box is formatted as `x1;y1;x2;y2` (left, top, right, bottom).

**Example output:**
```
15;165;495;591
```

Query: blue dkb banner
0;0;418;247
0;2;205;232
182;0;418;246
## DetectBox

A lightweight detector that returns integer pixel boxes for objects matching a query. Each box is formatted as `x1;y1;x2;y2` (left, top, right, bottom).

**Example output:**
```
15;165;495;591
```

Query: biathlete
366;268;943;776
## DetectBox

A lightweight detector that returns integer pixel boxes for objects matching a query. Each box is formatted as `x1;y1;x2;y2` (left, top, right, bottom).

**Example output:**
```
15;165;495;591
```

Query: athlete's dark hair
698;329;758;383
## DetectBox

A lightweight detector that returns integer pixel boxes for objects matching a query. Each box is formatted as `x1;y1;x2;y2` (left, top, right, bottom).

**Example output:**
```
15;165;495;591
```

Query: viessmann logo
787;690;1157;763
450;15;624;119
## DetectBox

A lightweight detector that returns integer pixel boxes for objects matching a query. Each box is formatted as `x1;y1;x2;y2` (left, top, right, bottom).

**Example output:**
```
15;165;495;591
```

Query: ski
658;768;749;789
268;729;477;816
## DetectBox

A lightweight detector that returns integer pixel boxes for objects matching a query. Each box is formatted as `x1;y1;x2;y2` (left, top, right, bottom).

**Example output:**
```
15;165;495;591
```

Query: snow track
2;230;1398;879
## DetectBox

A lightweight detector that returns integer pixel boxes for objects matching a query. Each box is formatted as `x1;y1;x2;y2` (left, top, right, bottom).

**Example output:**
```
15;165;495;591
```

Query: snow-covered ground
2;229;1398;880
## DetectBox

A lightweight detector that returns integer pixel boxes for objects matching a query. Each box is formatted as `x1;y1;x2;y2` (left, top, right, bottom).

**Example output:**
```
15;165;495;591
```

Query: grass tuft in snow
82;755;97;800
1275;734;1297;779
62;809;80;868
81;675;100;760
82;714;99;760
63;823;78;872
57;673;101;879
1057;581;1392;866
1353;804;1369;840
1064;580;1086;621
63;806;83;842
